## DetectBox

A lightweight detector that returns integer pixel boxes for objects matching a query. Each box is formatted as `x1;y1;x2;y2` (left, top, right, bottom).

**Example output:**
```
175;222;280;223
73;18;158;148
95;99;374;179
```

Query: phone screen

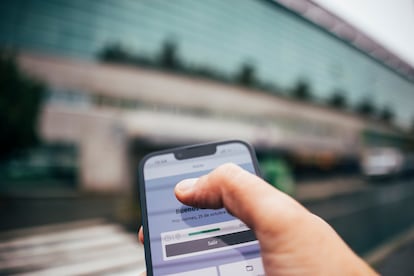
140;141;264;276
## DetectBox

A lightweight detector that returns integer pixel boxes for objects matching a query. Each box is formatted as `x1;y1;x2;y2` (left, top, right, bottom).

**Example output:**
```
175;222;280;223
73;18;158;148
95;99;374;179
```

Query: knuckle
214;163;242;179
210;163;245;192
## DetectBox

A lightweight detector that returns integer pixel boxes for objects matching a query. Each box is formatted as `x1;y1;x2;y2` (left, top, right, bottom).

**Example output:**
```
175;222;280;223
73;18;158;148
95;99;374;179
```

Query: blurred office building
1;0;414;193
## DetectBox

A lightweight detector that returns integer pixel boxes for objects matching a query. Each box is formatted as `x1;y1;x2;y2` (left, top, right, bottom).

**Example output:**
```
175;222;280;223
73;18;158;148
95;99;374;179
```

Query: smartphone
139;140;264;276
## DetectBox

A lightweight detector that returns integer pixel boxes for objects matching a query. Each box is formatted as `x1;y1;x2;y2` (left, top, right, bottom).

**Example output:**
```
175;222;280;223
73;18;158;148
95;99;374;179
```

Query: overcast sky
313;0;414;67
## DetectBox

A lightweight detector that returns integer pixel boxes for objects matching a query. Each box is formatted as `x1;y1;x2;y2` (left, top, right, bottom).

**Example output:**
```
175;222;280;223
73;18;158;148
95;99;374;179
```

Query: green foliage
327;90;347;109
235;63;256;86
379;106;394;123
292;80;312;101
99;44;129;62
97;41;400;130
98;43;152;66
99;42;309;101
159;40;180;70
355;97;376;116
259;157;295;195
0;53;45;160
98;41;226;81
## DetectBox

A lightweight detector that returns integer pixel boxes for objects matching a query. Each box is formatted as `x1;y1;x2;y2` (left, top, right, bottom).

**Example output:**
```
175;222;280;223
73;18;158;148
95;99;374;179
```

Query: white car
361;147;403;177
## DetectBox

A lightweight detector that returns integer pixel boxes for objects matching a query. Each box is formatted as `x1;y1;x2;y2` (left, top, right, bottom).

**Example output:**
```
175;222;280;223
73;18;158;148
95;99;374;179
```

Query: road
301;178;414;255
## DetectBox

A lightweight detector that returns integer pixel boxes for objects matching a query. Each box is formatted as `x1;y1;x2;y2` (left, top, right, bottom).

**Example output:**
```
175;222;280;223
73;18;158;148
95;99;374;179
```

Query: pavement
295;176;367;202
0;219;146;275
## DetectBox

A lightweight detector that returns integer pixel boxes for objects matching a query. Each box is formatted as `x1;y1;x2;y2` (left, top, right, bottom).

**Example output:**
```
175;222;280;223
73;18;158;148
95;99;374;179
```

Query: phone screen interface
142;142;264;275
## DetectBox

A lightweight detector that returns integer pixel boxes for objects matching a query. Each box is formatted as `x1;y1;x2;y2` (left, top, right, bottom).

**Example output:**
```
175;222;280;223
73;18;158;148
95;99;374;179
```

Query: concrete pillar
79;116;130;193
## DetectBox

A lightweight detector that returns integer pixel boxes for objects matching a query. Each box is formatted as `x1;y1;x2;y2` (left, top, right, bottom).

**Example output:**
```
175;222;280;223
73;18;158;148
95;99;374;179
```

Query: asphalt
376;239;414;275
366;224;414;275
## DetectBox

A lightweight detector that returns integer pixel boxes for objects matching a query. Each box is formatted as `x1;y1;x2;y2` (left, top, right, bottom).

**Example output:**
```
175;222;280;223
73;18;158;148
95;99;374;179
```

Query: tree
379;106;394;123
235;63;256;86
327;90;347;109
355;97;376;117
98;43;151;66
98;43;129;62
292;80;312;101
0;52;45;160
159;40;180;70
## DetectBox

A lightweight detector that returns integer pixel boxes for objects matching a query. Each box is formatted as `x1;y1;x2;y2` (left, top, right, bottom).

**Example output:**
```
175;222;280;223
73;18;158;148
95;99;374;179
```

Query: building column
79;116;130;193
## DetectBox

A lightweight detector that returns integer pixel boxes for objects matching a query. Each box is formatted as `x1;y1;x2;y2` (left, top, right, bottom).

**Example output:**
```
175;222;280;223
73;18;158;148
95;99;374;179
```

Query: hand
139;163;377;276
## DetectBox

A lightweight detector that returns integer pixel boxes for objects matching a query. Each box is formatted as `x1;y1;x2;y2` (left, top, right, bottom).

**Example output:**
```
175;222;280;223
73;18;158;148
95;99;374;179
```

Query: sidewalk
0;219;146;275
0;186;139;231
295;176;367;202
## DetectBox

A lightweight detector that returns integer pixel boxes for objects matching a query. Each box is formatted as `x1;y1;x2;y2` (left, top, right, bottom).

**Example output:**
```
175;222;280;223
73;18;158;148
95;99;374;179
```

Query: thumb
174;163;305;232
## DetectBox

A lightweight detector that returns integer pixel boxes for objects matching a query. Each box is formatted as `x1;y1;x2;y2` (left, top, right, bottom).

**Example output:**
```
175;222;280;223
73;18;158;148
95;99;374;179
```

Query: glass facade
0;0;413;127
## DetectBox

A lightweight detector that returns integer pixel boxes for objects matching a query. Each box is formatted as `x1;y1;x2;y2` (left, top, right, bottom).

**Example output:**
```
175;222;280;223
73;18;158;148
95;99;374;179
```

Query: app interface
143;142;264;276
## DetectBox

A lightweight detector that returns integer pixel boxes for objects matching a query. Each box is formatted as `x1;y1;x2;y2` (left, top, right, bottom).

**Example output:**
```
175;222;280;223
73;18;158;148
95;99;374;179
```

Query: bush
292;80;312;101
328;90;347;109
0;52;45;160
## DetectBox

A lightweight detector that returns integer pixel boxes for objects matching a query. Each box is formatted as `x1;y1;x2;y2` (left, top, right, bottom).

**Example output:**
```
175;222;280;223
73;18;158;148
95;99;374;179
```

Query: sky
313;0;414;68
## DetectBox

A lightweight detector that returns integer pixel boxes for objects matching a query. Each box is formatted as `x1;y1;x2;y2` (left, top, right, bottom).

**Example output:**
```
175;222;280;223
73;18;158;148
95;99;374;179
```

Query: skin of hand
139;163;378;276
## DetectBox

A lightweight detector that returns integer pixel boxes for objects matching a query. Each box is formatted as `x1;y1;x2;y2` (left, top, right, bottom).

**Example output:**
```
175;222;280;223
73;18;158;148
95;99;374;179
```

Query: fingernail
176;178;198;192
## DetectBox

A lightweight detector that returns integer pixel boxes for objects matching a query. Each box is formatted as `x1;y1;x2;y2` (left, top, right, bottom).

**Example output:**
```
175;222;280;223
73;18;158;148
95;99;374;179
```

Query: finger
138;226;144;244
175;163;305;232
